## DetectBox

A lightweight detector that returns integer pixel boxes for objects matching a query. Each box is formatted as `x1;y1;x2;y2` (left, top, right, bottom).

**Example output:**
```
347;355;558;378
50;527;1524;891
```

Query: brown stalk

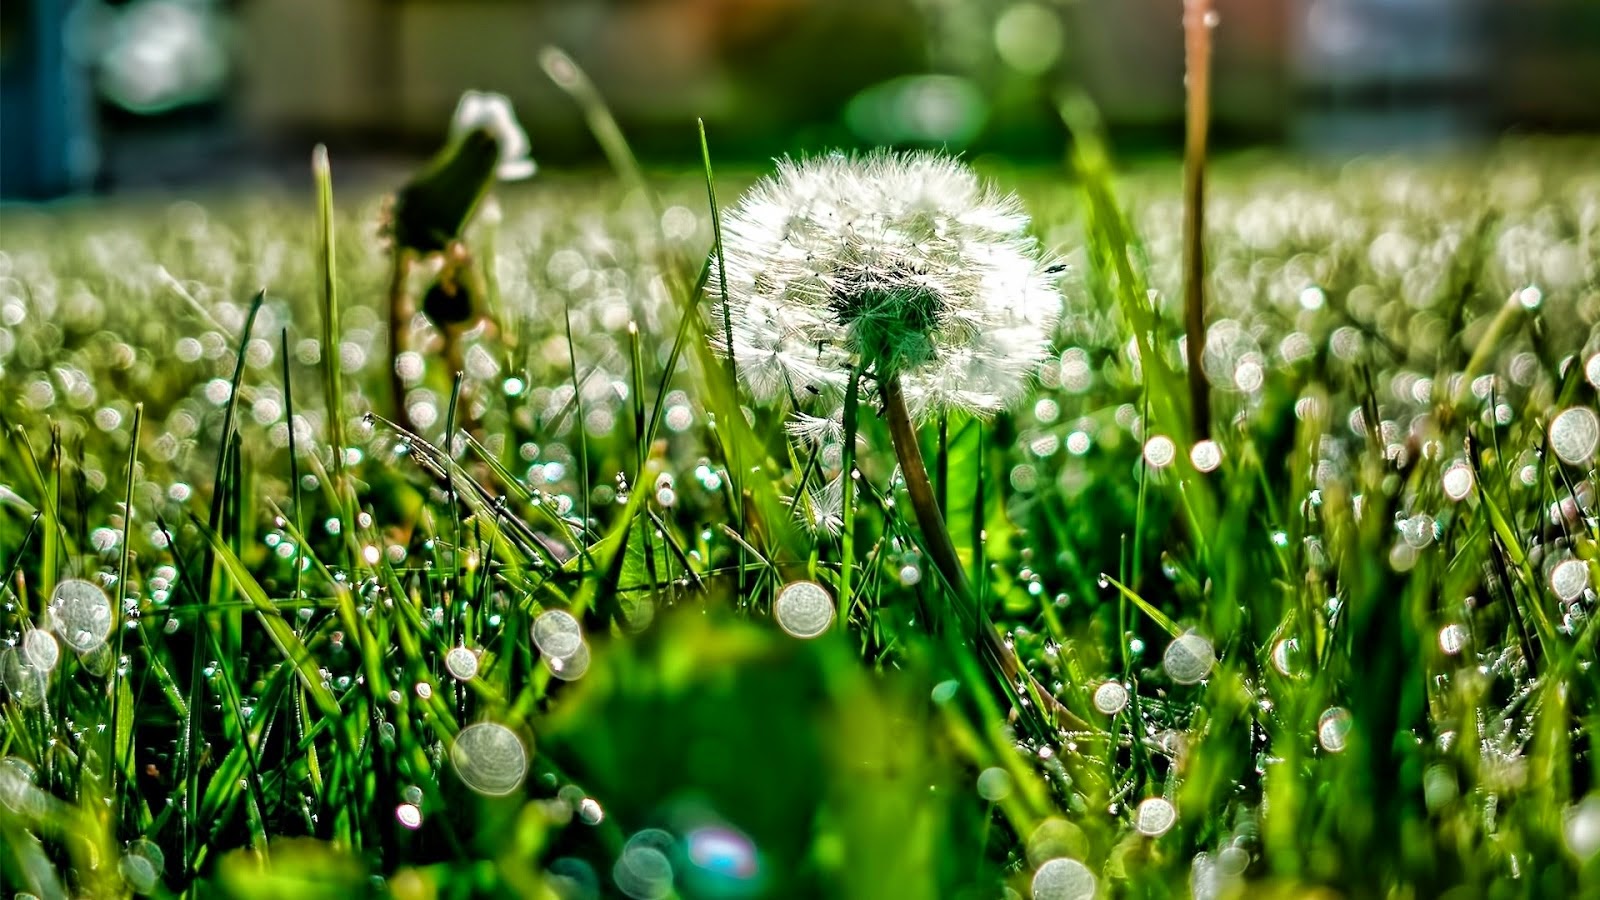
1182;0;1215;439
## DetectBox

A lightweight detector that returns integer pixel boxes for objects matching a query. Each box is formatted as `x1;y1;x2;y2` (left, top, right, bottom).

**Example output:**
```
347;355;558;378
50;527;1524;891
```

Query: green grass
2;137;1599;899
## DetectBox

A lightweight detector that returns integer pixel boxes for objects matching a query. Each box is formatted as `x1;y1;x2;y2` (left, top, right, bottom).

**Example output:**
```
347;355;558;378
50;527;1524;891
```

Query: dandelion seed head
710;151;1062;420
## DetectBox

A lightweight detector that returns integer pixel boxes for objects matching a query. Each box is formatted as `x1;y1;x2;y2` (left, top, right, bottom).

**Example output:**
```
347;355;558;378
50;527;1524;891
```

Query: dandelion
789;474;846;537
709;151;1063;419
712;151;1082;729
449;91;537;181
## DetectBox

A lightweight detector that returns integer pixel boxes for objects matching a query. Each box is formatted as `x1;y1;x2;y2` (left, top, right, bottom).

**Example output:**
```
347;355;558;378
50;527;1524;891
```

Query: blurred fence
3;0;1599;197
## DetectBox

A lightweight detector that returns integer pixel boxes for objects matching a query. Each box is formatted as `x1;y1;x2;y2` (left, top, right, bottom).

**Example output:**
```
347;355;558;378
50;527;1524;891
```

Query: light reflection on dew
1031;856;1096;900
21;629;59;672
533;609;584;659
1438;624;1468;655
1551;559;1589;603
396;803;423;829
445;646;479;681
549;857;601;900
1550;407;1599;465
1318;707;1352;753
774;581;834;639
1;648;47;707
1143;435;1176;469
685;825;761;887
1442;462;1474;501
545;641;591;681
119;852;158;895
49;578;113;653
577;797;604;825
1163;633;1215;685
977;767;1013;802
1135;797;1176;837
1092;681;1128;715
1189;440;1221;473
1565;794;1600;862
615;829;677;900
449;722;528;796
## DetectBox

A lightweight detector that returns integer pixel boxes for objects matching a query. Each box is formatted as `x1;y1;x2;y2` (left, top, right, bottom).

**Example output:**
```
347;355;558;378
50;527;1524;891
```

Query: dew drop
1143;435;1176;469
119;852;158;895
450;722;528;796
1441;463;1475;501
48;578;113;653
545;641;591;681
1031;857;1096;900
397;803;423;829
1550;407;1599;465
445;646;480;681
1318;706;1352;752
977;767;1013;802
1438;623;1468;655
1551;559;1589;602
1135;796;1176;837
1189;440;1221;473
1092;681;1129;715
774;580;834;639
532;609;584;659
21;629;59;672
578;796;604;825
1163;633;1215;685
1565;794;1600;862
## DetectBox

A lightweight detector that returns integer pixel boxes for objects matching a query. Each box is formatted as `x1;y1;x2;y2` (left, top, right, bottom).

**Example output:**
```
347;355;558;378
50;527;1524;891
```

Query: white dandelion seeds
709;151;1064;419
789;474;846;537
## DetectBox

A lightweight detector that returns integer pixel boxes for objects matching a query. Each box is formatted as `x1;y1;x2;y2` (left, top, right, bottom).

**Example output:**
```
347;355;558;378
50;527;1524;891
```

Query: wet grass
2;137;1599;898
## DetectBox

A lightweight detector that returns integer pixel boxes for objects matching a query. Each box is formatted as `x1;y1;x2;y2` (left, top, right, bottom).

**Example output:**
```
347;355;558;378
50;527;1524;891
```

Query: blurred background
2;0;1598;199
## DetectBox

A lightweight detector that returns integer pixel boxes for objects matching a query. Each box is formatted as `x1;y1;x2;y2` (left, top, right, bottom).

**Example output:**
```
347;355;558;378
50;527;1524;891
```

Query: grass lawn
2;137;1599;898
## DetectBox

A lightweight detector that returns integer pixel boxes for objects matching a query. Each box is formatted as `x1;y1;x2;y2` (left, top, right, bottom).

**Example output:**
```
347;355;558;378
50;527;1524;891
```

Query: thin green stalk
838;366;863;627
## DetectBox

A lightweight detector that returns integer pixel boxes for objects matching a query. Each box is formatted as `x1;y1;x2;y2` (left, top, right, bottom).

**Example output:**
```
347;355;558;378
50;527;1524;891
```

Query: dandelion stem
1182;0;1215;439
881;374;1089;730
839;365;862;627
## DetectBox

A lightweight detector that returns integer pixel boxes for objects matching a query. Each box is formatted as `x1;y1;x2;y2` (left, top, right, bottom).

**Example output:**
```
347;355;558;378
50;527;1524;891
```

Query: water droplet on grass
450;722;528;796
0;648;47;707
1163;633;1215;684
1318;707;1352;752
546;641;591;681
1550;407;1599;465
1442;463;1475;501
977;767;1013;801
1564;794;1600;862
21;629;59;672
1031;857;1096;900
1189;440;1221;473
533;609;584;659
396;803;423;829
615;832;676;900
1092;681;1129;715
1143;435;1176;469
774;581;833;639
119;851;158;894
1135;797;1176;837
445;646;479;681
49;578;112;653
1551;559;1589;602
578;797;604;824
1438;624;1468;655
